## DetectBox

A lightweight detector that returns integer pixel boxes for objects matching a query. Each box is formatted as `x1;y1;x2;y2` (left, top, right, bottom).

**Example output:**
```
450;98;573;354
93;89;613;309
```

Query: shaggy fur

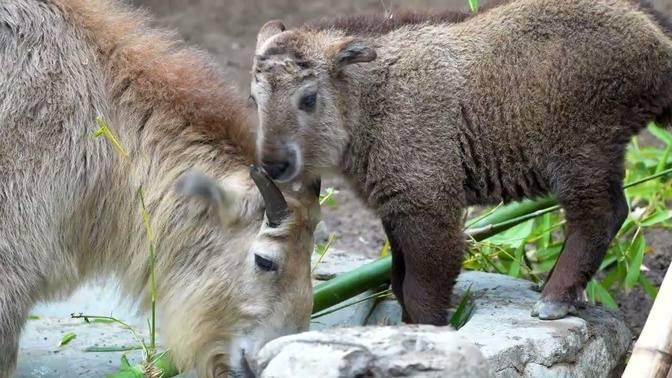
0;1;320;376
251;0;672;324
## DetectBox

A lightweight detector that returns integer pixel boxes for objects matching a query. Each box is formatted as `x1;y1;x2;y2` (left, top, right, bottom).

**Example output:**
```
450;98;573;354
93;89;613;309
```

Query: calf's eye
299;93;317;112
255;254;277;272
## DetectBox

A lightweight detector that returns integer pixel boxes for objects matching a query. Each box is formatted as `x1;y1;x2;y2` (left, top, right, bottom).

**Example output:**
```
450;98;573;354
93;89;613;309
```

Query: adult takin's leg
0;274;32;378
383;210;464;325
534;162;628;320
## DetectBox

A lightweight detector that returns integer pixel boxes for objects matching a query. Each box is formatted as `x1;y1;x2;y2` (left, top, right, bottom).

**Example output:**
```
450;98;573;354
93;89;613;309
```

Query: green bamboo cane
312;167;672;314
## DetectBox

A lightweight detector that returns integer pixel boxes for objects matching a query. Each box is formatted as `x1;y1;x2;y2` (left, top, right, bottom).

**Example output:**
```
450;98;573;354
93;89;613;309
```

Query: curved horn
250;164;289;227
311;178;322;198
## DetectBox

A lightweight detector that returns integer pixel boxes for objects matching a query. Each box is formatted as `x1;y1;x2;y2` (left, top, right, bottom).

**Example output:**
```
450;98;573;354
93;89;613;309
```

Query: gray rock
453;272;632;378
256;325;490;378
16;317;148;378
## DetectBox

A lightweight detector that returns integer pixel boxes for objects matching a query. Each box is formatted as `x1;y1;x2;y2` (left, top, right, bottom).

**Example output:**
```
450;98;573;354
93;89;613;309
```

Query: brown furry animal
0;1;320;377
251;0;672;324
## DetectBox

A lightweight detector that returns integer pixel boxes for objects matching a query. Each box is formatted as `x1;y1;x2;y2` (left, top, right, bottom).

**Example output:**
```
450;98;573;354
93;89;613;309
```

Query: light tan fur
0;1;320;376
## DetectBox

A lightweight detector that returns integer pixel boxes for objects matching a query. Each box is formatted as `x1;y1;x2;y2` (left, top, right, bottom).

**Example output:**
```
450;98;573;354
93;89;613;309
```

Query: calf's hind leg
533;164;628;320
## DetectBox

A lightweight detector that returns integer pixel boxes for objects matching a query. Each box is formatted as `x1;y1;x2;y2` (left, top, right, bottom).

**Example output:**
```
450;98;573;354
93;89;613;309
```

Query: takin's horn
250;164;289;227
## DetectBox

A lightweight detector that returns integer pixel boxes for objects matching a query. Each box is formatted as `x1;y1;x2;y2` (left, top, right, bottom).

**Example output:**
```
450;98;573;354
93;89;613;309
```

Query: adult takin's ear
256;20;286;53
332;38;377;70
176;171;237;224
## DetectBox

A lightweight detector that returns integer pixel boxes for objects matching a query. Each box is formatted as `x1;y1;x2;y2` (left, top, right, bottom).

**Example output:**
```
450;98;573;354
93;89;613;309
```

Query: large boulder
303;264;633;378
256;325;490;377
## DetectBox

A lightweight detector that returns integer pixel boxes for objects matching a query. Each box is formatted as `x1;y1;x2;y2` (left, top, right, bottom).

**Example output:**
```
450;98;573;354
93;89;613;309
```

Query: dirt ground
132;0;670;336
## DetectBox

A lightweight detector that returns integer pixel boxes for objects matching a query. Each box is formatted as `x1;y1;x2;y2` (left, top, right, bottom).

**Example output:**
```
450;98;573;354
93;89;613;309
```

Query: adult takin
0;0;320;377
251;0;672;324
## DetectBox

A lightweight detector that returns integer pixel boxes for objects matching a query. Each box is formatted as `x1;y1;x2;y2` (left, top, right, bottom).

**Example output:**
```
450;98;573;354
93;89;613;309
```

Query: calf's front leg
383;210;464;325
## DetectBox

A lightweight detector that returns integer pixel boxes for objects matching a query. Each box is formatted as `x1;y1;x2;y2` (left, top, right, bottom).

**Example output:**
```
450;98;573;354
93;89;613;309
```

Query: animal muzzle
260;142;301;183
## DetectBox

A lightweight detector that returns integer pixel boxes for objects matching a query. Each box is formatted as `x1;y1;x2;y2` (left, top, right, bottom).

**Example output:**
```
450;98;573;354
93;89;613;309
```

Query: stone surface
16;317;147;378
256;325;490;378
454;272;632;378
259;271;632;378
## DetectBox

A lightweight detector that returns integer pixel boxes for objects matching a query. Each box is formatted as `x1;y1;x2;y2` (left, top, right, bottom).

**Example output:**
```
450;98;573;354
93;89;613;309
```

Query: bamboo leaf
587;280;618;309
84;345;143;353
449;286;474;329
468;0;479;13
625;230;646;290
379;239;390;257
58;332;76;347
638;275;659;299
647;122;672;145
640;210;672;227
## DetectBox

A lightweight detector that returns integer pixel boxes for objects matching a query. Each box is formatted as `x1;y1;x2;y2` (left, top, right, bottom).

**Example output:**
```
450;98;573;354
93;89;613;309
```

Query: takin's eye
298;93;317;113
255;254;277;272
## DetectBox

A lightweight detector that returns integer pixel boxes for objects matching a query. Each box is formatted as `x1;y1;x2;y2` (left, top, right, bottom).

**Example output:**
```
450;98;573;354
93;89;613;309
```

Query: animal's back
0;1;105;186
374;0;672;204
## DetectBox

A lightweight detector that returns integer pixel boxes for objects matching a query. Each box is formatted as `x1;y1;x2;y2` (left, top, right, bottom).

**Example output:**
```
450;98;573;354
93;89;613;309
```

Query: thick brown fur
0;1;320;376
303;2;508;37
252;0;672;324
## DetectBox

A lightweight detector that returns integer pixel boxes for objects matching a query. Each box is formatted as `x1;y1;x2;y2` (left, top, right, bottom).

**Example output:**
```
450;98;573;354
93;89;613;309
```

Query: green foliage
319;187;339;208
448;286;474;329
468;0;479;13
465;122;672;308
58;332;77;347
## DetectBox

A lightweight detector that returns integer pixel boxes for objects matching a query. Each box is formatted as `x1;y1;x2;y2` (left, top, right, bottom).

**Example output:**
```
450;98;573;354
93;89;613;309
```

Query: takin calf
0;0;320;376
251;0;672;324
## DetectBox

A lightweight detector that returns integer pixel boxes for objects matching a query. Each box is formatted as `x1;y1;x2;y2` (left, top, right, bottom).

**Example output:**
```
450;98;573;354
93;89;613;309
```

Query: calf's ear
256;20;286;53
331;38;377;71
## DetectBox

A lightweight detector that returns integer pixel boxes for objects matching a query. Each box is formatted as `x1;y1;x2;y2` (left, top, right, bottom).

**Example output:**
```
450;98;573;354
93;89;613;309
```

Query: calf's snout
260;143;300;182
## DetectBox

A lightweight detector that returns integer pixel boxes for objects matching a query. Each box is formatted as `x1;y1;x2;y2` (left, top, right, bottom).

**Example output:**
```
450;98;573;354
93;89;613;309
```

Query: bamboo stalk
622;262;672;378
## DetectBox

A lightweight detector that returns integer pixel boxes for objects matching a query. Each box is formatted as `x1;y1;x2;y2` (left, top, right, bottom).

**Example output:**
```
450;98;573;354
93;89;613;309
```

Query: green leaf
625;230;646;290
508;245;524;278
449;286;474;329
647;122;672;145
587;280;618;309
58;332;76;347
640;210;672;227
106;355;144;378
27;315;40;320
84;345;143;353
484;219;534;248
150;351;180;378
379;239;390;257
638;275;659;299
468;0;479;13
319;187;338;208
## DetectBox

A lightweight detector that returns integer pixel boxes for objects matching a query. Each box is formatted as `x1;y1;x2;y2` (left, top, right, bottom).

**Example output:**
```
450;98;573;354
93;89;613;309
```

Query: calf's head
163;165;320;377
251;21;377;182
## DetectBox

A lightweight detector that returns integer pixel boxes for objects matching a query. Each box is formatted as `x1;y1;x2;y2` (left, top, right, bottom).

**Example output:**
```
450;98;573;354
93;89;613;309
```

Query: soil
133;0;670;336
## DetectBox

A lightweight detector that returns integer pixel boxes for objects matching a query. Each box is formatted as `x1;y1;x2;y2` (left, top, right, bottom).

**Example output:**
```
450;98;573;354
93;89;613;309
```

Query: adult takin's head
250;20;377;182
168;165;321;376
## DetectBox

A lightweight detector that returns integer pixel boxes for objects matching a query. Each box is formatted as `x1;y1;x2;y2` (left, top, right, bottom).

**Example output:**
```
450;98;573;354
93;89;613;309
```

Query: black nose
262;160;290;180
